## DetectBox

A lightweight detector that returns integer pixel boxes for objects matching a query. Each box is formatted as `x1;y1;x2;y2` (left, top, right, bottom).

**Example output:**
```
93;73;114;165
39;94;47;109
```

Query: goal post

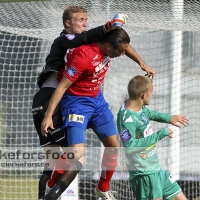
0;0;200;199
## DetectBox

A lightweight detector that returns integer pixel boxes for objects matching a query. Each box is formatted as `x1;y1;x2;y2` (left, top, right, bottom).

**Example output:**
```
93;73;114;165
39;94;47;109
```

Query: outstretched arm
120;127;171;154
125;45;155;79
146;107;189;127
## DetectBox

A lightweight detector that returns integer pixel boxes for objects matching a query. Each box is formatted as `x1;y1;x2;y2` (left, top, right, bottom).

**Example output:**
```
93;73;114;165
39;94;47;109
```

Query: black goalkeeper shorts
32;87;68;147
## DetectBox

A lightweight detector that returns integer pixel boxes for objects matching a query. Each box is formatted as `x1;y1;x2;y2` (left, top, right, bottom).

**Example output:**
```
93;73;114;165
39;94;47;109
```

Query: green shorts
130;169;182;200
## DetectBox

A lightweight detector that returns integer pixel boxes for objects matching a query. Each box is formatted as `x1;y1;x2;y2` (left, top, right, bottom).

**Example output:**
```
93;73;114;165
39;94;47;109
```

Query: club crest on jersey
65;34;75;40
69;114;85;123
67;65;77;77
120;129;131;142
142;114;148;123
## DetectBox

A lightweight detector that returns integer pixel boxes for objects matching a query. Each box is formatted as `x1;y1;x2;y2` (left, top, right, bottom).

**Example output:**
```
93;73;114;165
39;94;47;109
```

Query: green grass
0;178;38;200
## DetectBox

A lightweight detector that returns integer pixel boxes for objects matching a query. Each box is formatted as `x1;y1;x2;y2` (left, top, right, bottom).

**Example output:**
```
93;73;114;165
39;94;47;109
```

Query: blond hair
128;75;152;100
62;6;87;28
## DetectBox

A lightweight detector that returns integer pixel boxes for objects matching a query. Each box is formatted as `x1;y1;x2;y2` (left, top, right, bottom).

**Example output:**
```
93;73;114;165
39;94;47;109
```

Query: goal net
0;0;200;199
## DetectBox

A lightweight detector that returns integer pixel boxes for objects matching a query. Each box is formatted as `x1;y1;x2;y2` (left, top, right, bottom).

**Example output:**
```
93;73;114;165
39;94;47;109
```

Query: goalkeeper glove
104;13;128;32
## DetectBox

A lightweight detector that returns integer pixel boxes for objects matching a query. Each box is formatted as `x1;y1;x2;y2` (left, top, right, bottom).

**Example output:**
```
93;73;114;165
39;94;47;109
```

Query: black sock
39;167;53;199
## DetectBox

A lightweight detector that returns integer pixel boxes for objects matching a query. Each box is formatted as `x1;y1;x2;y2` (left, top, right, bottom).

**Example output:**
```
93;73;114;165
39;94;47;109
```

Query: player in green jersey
117;75;189;200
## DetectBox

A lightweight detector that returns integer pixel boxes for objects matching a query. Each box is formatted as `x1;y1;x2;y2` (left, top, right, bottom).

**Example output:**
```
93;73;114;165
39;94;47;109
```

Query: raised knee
112;140;120;149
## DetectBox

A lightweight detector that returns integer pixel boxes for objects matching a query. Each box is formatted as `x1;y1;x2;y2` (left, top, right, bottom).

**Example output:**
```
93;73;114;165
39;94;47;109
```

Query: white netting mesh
0;0;200;199
0;0;200;39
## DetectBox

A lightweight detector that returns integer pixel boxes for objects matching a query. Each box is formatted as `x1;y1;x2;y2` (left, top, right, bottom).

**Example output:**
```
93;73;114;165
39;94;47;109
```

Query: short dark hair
100;28;130;48
62;6;87;28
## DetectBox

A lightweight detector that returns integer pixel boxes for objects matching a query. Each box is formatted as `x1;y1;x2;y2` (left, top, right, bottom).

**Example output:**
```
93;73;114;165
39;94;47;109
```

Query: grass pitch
0;178;38;200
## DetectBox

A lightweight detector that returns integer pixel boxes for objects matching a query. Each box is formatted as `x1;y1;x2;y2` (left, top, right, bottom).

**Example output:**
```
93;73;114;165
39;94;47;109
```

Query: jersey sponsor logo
92;61;101;66
65;34;75;40
69;114;85;123
142;114;148;123
144;123;153;137
93;65;109;79
90;59;110;91
32;106;43;112
147;147;157;157
49;128;61;135
94;57;110;72
120;129;131;142
94;63;105;72
67;65;77;77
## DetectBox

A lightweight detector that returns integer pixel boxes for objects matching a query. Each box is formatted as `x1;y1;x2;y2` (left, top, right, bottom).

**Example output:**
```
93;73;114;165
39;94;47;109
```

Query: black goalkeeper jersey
37;26;106;88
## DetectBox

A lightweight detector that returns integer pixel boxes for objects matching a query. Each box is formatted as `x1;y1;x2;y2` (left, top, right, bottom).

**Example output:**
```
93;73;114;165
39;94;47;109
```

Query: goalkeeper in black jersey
117;75;189;200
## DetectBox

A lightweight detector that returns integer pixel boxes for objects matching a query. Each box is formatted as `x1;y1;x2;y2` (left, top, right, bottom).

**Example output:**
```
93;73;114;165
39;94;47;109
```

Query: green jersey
117;102;172;181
